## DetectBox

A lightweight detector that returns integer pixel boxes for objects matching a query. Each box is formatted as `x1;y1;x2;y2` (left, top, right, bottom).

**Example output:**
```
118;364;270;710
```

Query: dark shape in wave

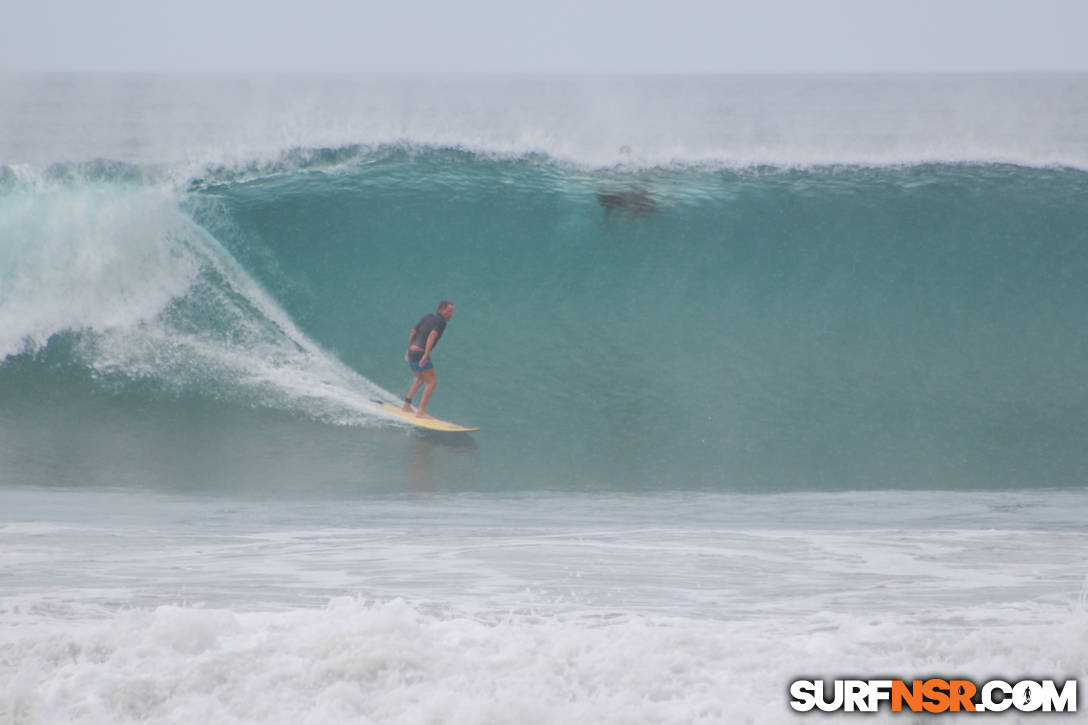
597;187;656;220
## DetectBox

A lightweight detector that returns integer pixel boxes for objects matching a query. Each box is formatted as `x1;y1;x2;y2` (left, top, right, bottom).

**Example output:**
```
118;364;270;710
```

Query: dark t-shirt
410;313;446;351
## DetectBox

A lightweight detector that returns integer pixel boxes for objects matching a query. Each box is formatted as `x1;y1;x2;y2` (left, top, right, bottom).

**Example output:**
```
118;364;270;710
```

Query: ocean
2;73;1087;723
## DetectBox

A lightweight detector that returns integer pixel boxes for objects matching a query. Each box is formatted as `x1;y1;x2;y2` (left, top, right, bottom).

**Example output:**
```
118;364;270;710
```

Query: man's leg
403;373;424;411
416;370;437;418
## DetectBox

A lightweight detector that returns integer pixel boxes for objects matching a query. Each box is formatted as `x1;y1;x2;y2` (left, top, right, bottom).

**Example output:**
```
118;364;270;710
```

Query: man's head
438;300;455;320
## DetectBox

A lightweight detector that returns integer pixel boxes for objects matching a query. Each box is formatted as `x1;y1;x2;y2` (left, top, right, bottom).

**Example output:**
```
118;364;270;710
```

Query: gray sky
4;0;1088;73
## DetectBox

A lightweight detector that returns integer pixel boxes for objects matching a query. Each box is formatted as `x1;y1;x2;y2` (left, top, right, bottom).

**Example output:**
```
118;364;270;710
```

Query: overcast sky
4;0;1088;74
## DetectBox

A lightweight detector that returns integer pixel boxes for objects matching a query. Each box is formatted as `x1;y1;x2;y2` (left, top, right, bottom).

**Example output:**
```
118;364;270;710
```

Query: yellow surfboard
378;402;480;432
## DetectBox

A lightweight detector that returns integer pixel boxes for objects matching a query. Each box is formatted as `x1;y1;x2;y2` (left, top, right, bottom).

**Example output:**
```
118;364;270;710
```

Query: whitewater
2;73;1088;723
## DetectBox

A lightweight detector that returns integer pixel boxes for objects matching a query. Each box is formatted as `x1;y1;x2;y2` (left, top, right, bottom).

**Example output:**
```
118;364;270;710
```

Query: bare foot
402;403;414;412
415;411;435;420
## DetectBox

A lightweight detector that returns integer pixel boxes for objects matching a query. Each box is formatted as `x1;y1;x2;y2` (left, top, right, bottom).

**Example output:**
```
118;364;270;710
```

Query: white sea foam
0;178;395;424
0;184;198;358
3;490;1087;723
2;589;1085;724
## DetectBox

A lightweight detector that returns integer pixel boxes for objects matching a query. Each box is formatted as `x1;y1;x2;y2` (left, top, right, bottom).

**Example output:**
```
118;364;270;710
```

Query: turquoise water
197;155;1088;490
2;74;1088;724
4;150;1088;492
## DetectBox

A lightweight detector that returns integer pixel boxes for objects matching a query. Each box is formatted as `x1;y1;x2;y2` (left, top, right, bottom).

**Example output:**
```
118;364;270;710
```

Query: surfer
402;300;455;419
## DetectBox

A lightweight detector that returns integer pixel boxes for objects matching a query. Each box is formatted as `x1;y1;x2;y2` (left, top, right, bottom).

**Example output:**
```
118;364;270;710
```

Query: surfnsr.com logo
789;678;1077;714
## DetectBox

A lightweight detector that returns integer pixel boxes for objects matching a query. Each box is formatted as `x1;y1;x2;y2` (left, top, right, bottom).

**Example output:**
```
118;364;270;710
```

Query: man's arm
405;328;416;360
420;330;438;364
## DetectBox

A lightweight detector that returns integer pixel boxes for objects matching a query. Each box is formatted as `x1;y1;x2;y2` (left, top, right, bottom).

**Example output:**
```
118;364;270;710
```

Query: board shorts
407;349;434;374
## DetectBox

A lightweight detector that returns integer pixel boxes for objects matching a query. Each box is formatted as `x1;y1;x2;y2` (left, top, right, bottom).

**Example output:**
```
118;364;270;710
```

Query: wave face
4;148;1087;492
196;153;1088;490
2;74;1088;492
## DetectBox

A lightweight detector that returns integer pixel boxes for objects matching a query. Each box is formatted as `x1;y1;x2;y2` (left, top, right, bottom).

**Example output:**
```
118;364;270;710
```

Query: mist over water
4;73;1088;170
